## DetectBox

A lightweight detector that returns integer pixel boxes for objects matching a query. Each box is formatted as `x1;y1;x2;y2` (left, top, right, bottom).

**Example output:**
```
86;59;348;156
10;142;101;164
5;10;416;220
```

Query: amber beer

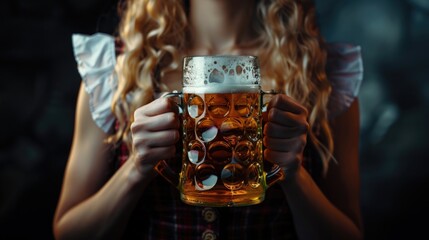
181;86;263;206
156;56;284;207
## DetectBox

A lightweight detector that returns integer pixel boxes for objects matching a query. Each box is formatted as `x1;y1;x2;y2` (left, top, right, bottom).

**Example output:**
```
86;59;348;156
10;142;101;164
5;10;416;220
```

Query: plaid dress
116;142;297;240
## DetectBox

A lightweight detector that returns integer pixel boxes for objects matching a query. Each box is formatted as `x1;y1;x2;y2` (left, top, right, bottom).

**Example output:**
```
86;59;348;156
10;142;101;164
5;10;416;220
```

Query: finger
268;94;308;115
263;136;306;152
264;122;307;138
132;112;179;132
133;129;179;147
267;107;307;127
136;98;179;117
264;150;303;173
135;146;177;165
263;149;296;166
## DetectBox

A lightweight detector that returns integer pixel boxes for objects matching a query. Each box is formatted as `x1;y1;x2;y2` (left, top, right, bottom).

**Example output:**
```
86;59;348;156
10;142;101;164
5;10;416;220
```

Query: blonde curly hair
110;0;333;174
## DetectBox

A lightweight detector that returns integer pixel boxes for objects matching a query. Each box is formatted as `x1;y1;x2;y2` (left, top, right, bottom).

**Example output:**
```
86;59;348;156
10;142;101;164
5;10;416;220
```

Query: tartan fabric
116;141;297;240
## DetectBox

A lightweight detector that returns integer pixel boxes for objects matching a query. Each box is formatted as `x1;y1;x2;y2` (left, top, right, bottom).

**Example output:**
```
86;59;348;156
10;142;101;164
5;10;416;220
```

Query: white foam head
183;56;261;87
183;85;260;94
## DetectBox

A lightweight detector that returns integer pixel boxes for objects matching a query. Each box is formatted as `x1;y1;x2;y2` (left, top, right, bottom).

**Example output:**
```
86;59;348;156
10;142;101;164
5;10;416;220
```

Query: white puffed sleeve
326;43;364;118
72;33;118;133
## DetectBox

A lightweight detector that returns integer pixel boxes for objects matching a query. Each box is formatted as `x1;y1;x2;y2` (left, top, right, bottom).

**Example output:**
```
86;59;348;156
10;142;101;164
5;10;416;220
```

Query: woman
53;0;364;239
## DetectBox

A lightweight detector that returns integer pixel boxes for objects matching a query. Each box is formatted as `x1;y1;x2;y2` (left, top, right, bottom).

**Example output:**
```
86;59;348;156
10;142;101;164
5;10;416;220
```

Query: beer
180;86;265;206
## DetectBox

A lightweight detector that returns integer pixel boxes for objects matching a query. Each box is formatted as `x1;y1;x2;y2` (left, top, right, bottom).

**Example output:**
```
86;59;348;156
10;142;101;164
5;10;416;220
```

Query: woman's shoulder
72;33;118;133
325;42;363;119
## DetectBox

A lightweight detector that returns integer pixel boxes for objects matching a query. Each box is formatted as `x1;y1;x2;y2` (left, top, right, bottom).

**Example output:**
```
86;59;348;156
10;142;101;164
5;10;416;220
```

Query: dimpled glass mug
155;55;284;207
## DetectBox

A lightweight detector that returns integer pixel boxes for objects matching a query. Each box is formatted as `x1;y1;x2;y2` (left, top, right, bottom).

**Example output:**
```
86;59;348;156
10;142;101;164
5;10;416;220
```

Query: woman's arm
265;95;363;240
53;83;175;239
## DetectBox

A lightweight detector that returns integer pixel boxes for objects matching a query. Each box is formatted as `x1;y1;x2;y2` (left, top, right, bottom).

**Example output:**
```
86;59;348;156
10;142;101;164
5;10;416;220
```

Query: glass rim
183;55;258;60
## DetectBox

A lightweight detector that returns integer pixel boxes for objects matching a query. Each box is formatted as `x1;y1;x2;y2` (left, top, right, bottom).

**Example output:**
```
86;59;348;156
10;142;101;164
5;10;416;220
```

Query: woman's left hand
263;94;309;178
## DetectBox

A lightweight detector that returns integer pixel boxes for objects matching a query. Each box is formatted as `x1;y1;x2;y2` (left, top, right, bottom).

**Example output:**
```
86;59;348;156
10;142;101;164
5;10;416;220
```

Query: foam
183;85;260;94
183;56;260;87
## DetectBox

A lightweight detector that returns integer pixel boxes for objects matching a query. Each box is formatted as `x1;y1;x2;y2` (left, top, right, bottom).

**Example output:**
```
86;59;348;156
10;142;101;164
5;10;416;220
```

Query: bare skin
53;85;178;239
187;0;259;55
53;0;363;239
267;96;363;239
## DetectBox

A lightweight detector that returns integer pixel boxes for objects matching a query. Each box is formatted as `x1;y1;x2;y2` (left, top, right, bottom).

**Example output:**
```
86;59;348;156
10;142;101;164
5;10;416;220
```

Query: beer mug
155;55;284;207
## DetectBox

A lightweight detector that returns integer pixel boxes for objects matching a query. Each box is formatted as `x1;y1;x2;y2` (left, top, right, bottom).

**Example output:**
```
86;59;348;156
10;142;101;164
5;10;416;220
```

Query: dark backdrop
1;0;428;239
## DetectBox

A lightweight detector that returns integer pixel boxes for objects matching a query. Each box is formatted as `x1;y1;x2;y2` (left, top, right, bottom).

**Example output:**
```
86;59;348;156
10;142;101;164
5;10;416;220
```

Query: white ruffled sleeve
326;43;364;118
72;33;118;133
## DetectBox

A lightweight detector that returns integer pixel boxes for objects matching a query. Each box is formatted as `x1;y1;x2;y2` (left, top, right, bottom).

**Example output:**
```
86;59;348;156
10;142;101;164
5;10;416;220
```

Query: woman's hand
263;94;309;178
130;98;180;175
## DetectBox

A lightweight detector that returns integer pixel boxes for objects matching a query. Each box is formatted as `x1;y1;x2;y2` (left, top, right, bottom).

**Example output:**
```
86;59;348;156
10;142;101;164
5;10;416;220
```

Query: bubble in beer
209;68;225;83
247;162;262;188
220;118;243;146
197;118;218;142
234;141;254;165
207;95;230;118
195;164;218;191
184;162;195;180
183;118;195;142
221;163;244;190
208;141;232;165
234;94;253;117
187;140;206;164
187;95;205;118
255;140;263;157
244;117;259;141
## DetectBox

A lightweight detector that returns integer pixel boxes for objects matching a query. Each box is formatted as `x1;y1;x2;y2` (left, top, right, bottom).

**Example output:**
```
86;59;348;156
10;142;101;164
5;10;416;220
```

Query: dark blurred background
1;0;428;239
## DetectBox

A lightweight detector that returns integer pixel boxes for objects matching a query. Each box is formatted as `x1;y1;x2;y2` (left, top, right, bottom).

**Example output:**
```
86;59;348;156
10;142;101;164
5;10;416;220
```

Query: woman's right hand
130;98;180;175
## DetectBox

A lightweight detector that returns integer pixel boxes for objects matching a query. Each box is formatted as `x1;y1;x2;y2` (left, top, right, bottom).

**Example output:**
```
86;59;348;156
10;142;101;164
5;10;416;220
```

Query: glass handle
163;90;184;113
261;90;277;112
154;160;180;188
261;90;285;187
265;164;285;187
154;91;183;188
